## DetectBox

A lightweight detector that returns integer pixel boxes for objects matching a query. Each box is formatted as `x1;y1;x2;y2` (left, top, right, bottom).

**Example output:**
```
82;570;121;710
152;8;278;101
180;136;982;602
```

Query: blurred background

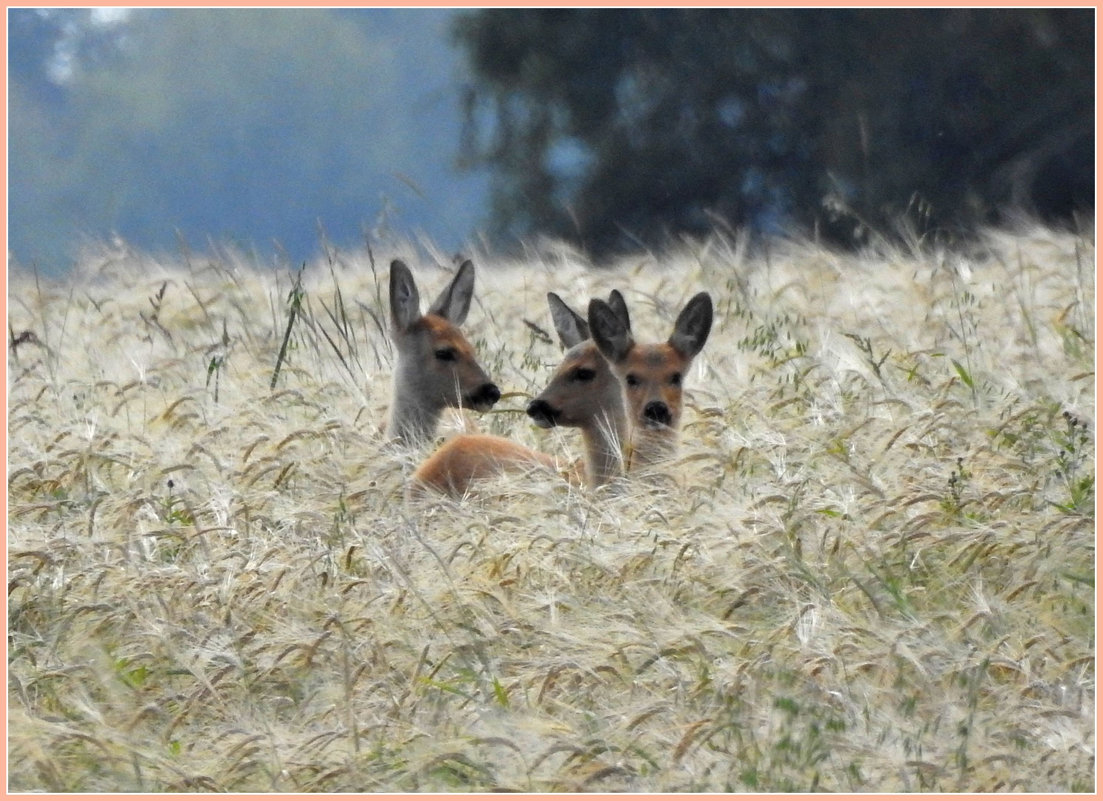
8;8;1094;276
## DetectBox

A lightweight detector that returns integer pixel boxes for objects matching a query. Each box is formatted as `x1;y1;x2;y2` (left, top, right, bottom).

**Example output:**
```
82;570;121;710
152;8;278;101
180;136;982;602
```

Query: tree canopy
453;9;1093;254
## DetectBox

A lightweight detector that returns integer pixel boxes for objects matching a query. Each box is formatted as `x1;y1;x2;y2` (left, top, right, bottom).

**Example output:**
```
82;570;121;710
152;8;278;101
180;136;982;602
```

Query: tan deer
386;259;502;446
408;288;714;498
409;291;629;497
587;291;713;467
525;290;630;489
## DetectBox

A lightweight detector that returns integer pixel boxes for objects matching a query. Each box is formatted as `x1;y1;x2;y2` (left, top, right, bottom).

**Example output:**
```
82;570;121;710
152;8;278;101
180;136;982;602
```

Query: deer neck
626;426;679;470
581;408;629;488
386;372;442;447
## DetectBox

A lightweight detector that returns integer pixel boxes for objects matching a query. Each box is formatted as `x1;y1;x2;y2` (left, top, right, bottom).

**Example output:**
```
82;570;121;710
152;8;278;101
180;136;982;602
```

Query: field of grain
7;223;1095;792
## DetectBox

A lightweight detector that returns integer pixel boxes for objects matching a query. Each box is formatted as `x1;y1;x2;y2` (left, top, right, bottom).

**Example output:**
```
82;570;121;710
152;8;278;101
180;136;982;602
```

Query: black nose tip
470;383;500;408
643;401;672;427
527;398;558;426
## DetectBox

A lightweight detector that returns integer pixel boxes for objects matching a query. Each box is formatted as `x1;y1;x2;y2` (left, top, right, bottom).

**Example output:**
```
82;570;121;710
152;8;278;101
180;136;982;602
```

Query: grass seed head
7;222;1094;792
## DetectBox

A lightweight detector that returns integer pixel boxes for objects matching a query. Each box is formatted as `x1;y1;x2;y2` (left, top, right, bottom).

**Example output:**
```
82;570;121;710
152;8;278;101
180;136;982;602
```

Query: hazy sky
8;8;492;273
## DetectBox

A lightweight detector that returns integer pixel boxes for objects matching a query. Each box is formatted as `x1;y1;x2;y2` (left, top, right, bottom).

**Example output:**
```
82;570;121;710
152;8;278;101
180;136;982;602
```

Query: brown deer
386;259;501;446
525;291;630;489
587;291;713;467
409;292;630;497
409;288;712;498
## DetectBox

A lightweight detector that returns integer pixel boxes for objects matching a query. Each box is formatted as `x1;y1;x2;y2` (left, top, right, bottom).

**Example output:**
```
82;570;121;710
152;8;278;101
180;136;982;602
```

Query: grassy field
7;223;1095;792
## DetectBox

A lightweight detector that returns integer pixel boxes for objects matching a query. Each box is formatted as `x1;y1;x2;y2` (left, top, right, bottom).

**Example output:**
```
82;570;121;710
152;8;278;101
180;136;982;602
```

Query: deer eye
435;347;458;362
670;372;682;387
571;367;596;382
625;374;640;387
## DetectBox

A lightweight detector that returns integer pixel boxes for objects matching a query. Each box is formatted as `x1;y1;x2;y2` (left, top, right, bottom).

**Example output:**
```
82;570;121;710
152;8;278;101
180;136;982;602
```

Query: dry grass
7;224;1094;792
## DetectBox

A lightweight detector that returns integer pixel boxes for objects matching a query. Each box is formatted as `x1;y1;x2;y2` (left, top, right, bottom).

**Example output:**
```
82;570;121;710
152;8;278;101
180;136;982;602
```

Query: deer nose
468;382;501;411
526;398;559;427
642;401;672;428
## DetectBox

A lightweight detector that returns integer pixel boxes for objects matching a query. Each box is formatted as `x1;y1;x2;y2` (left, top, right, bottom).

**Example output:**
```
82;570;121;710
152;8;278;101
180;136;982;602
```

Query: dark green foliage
454;9;1093;255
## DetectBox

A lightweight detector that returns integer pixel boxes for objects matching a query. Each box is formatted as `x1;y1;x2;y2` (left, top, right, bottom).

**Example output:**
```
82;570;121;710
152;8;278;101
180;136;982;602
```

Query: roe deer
525;291;630;489
409;291;630;497
387;259;501;446
408;432;558;497
587;291;713;466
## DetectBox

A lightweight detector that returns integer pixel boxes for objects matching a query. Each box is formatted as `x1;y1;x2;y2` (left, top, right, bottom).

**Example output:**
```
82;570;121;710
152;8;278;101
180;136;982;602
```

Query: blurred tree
454;9;1093;254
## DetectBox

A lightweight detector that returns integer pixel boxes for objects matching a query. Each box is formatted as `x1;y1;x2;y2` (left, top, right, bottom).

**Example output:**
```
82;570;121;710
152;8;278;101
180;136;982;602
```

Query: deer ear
668;292;713;359
588;298;635;364
607;289;631;333
389;260;421;332
547;292;589;348
428;259;476;324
